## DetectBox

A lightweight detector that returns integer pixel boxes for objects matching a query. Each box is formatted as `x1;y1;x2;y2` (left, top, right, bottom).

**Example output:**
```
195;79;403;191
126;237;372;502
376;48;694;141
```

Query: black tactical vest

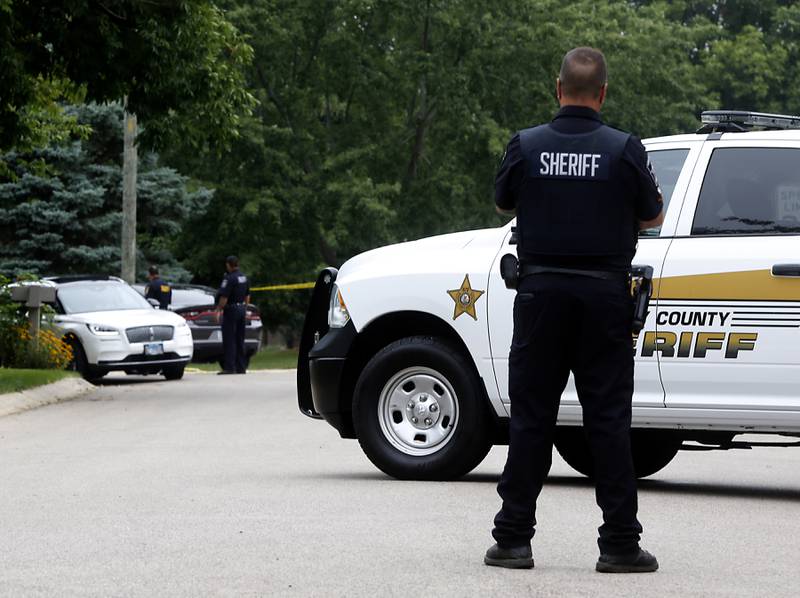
516;123;636;263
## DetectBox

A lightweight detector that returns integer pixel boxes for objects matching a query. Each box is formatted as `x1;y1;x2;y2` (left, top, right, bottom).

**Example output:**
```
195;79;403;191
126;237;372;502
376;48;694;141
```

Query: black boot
484;543;534;569
596;548;658;573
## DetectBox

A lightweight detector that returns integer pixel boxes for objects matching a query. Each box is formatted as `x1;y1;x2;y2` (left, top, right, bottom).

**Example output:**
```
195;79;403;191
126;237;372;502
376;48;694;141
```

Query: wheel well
337;311;490;439
62;332;81;353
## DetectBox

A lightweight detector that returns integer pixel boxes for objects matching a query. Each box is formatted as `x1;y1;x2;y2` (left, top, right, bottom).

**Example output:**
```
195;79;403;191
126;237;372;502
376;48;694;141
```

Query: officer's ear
598;83;607;106
556;78;562;101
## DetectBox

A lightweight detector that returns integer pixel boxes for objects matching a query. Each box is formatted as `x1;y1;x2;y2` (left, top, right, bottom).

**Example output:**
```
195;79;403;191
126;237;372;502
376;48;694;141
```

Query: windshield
58;282;152;314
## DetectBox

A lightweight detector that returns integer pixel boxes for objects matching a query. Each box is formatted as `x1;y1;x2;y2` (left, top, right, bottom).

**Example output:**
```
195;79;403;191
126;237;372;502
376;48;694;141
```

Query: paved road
1;371;799;597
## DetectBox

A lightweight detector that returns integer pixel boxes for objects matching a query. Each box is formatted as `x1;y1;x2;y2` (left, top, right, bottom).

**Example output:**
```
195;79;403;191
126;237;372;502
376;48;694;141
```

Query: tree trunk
121;101;137;284
401;4;435;194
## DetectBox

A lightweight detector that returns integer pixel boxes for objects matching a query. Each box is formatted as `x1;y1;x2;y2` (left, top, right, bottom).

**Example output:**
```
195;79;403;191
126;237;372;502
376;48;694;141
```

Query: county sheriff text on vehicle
298;110;800;481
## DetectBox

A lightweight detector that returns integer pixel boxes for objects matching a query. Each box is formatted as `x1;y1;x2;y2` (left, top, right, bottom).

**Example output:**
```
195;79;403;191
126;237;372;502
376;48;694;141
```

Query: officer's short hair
148;266;159;276
226;255;239;268
559;47;607;99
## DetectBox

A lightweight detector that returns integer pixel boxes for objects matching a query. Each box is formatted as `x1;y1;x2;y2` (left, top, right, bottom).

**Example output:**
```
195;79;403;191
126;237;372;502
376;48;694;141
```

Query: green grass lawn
0;368;78;394
188;346;299;372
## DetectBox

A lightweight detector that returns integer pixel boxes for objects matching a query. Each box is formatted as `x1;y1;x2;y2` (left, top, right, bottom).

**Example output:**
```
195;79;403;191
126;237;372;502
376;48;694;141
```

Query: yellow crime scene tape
250;282;315;292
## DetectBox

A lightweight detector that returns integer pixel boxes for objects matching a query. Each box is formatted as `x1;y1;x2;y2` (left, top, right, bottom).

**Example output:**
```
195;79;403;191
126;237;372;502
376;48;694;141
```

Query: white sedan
47;276;193;381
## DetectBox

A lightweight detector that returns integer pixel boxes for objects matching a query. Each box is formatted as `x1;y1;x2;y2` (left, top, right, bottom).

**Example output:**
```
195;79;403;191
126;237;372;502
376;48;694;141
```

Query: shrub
0;275;28;367
11;326;73;370
1;275;71;369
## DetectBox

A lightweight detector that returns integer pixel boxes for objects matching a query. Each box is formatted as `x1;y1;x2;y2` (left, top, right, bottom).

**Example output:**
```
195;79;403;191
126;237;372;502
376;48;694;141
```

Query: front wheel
554;427;682;479
163;365;185;380
353;336;491;480
66;337;106;382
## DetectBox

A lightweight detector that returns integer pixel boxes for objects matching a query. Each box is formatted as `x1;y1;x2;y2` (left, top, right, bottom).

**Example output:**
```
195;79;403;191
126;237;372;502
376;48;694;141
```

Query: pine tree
0;103;211;281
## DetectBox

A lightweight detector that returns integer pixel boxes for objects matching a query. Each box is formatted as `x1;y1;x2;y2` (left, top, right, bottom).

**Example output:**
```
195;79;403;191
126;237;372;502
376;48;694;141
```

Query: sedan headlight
87;323;119;336
328;284;350;328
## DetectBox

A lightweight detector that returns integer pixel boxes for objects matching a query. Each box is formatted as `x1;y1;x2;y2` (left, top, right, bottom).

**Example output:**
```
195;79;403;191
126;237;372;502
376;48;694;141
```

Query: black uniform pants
222;304;247;373
492;273;642;555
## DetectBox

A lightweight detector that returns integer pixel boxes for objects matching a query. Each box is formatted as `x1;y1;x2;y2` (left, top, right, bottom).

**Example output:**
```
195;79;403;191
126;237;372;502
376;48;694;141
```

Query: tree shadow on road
303;471;800;501
459;472;800;501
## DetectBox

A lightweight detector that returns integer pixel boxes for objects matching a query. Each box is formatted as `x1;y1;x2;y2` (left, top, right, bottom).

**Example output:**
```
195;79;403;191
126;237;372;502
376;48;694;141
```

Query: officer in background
485;47;664;573
144;266;172;310
215;255;251;375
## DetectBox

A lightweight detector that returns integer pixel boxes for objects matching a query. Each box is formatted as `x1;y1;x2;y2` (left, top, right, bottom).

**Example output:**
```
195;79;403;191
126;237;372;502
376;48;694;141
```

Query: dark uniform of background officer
484;48;664;573
215;255;251;375
145;266;172;310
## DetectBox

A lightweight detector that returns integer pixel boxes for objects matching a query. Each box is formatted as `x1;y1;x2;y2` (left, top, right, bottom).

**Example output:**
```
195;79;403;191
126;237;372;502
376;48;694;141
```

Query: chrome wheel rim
377;366;459;456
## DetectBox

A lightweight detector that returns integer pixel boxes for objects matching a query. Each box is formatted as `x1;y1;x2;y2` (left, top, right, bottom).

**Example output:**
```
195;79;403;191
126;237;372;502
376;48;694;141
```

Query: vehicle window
170;289;215;309
692;148;800;236
640;148;690;237
58;282;152;314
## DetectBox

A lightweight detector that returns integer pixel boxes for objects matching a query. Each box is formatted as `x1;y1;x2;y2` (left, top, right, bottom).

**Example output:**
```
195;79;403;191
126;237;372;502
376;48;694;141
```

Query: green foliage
167;0;721;335
0;0;255;154
0;274;27;367
9;0;800;340
190;346;299;370
0;104;212;280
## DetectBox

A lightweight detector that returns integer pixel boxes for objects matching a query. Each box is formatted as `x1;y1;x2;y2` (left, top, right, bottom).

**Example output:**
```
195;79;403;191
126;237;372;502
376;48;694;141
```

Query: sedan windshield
58;282;152;314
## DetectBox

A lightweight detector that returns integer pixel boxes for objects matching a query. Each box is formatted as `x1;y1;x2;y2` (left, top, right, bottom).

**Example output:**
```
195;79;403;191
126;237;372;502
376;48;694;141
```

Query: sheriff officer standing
145;266;172;310
215;255;251;375
485;47;664;573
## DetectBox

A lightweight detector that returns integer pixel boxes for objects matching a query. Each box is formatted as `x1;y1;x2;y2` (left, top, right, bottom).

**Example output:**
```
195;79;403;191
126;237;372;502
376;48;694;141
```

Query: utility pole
121;98;138;284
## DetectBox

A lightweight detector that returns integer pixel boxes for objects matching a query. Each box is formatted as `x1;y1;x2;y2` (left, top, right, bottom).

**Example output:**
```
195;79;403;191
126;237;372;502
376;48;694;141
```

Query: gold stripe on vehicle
655;269;800;301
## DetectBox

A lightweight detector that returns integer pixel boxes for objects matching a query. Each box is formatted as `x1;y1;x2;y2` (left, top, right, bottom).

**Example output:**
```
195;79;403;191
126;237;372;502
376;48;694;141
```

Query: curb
0;377;95;418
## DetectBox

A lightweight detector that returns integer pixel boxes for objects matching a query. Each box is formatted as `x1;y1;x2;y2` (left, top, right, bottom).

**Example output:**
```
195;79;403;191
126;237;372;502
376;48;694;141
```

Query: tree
0;104;211;280
0;0;255;154
162;0;720;339
172;0;714;272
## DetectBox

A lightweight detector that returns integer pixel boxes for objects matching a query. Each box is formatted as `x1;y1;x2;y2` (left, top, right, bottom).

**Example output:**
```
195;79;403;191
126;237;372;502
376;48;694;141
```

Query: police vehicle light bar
700;110;800;132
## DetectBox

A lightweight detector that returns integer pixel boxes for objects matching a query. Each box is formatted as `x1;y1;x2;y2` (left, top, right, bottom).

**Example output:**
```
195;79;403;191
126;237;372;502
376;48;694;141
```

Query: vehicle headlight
87;323;119;336
328;284;350;328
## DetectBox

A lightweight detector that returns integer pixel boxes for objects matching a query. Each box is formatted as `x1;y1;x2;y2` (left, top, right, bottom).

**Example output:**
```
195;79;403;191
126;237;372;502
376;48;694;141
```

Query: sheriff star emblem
447;274;485;321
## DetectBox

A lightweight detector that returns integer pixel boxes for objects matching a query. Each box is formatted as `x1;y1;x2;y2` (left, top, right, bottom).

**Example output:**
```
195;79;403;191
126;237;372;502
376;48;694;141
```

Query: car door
659;139;800;411
487;139;701;416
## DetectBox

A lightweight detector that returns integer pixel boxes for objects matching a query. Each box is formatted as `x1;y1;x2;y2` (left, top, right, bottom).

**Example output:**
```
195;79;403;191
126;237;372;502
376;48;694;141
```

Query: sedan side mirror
147;298;160;308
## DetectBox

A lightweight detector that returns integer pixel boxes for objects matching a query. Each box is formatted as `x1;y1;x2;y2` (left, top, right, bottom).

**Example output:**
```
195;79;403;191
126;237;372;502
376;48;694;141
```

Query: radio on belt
630;265;654;334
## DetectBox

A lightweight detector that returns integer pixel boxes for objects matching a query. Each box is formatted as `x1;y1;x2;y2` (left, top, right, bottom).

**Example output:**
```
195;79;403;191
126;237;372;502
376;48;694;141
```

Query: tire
554;427;682;479
66;338;106;383
163;365;185;380
352;336;492;480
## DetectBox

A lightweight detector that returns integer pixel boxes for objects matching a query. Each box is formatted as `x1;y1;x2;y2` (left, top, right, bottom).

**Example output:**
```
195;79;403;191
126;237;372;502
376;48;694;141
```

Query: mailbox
9;284;57;339
11;285;57;307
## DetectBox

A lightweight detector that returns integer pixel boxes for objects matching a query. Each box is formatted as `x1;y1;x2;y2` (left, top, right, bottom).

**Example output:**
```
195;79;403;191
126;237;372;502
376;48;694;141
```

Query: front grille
126;325;174;343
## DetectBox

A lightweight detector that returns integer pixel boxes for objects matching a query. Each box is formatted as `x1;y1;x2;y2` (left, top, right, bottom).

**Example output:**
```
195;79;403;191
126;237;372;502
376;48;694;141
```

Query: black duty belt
520;264;629;282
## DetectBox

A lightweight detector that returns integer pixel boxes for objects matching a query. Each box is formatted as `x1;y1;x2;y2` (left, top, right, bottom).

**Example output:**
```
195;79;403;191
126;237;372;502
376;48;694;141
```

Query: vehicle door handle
771;264;800;277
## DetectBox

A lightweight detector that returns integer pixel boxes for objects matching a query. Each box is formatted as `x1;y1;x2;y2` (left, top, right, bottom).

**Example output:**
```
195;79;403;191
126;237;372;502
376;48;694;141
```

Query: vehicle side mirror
147;298;160;308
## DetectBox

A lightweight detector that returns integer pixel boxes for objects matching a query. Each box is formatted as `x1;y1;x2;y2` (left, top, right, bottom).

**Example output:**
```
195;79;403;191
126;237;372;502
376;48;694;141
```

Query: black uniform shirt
495;106;662;270
218;269;250;305
145;277;172;310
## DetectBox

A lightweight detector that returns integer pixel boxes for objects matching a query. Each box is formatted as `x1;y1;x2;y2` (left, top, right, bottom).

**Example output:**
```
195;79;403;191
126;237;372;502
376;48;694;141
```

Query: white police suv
298;110;800;480
46;276;193;381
